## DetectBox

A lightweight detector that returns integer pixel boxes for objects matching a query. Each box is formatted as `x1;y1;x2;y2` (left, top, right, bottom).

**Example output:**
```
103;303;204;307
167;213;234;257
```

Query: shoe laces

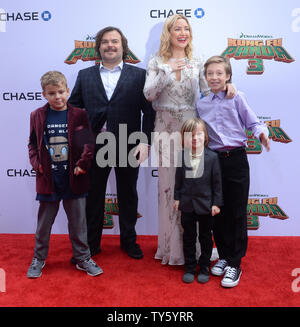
31;258;42;266
86;258;97;266
217;259;227;268
224;266;237;279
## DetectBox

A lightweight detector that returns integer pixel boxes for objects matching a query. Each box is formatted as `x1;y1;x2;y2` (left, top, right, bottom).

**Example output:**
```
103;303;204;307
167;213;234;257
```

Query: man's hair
40;71;68;90
204;55;232;83
95;26;129;60
181;118;209;147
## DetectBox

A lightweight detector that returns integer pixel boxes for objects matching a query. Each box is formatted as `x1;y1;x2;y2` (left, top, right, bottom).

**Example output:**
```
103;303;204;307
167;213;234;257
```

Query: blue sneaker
27;257;45;278
76;258;103;276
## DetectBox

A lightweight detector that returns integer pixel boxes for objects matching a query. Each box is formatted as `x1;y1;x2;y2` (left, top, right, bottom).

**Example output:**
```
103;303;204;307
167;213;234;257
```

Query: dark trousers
181;211;213;274
213;149;249;268
86;154;139;253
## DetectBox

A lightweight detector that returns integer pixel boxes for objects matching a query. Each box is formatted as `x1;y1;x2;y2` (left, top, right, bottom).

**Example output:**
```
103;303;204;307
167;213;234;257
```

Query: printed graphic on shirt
48;136;68;162
247;197;288;230
45;109;69;194
64;40;140;65
221;36;294;75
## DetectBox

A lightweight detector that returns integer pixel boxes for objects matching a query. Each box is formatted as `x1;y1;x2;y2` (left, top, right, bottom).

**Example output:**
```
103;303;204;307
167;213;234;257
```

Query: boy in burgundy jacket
27;71;102;278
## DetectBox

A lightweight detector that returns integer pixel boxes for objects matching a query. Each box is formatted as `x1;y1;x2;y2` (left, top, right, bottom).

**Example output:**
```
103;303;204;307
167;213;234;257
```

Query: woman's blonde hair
159;14;193;62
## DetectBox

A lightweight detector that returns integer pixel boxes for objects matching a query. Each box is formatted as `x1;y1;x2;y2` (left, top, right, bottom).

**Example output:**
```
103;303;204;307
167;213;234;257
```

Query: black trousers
213;148;249;268
181;211;213;274
86;151;139;253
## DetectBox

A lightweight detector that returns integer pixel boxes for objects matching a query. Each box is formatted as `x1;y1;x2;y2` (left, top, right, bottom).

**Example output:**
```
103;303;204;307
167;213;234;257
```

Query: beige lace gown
144;55;210;265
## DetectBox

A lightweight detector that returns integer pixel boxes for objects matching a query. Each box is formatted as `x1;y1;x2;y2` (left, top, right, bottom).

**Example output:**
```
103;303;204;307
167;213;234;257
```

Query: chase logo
0;10;52;23
194;8;205;18
150;8;205;19
41;11;51;21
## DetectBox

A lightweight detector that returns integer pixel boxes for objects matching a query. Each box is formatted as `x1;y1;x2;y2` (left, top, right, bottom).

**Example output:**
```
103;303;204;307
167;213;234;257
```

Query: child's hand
212;205;220;216
174;200;179;211
74;166;86;176
38;164;43;174
260;133;270;152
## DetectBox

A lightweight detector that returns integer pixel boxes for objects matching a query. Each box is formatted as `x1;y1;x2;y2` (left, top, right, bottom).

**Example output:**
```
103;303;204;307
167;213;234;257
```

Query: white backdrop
0;0;299;236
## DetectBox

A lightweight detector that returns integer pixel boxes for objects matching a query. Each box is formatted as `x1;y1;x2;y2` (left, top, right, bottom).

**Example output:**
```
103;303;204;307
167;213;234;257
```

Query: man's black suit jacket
174;148;223;216
68;63;155;145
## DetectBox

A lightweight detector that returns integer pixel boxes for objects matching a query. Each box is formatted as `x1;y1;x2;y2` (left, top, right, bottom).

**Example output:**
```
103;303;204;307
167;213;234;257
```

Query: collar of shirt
99;61;124;101
99;61;124;72
208;90;226;101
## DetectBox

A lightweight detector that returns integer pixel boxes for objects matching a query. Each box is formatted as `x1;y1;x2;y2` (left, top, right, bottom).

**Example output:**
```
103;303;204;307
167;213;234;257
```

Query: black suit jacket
68;63;155;144
174;148;223;216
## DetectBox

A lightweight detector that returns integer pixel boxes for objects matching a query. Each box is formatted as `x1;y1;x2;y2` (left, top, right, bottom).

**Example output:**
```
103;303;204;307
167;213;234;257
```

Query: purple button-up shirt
196;90;269;151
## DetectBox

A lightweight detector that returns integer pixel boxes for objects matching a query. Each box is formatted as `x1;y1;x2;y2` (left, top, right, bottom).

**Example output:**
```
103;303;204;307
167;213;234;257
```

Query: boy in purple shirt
196;56;270;287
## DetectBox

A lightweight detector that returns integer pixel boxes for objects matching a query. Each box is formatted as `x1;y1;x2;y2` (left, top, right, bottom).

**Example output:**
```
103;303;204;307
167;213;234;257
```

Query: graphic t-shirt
46;107;69;193
36;107;84;201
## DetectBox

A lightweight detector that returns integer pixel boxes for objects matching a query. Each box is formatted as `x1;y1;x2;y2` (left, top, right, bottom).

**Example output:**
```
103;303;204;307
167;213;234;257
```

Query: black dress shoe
121;243;144;259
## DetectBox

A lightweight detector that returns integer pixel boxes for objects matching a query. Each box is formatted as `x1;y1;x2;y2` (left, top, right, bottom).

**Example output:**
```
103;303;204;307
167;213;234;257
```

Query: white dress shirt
99;61;123;131
99;61;123;100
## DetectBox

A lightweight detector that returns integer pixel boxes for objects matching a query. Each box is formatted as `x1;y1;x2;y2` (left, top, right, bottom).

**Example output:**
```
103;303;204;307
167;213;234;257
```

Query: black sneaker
221;266;242;288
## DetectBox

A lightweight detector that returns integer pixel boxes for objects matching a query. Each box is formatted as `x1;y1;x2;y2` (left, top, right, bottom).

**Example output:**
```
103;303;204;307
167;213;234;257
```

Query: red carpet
0;234;299;307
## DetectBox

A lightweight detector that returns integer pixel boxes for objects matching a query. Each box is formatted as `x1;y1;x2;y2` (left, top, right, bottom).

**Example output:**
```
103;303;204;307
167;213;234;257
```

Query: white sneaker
221;266;242;288
211;259;228;276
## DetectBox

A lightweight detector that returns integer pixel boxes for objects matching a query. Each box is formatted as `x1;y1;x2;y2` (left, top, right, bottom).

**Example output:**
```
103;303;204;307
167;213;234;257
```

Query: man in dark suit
68;26;155;259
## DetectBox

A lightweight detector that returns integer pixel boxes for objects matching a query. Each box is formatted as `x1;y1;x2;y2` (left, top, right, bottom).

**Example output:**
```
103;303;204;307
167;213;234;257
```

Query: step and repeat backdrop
0;0;299;236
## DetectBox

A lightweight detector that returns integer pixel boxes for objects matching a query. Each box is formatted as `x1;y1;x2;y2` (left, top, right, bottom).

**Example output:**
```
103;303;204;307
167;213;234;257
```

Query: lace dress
144;55;210;265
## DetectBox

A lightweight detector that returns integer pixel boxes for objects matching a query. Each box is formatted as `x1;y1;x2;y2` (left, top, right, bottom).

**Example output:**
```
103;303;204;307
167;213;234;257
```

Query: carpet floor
0;234;299;307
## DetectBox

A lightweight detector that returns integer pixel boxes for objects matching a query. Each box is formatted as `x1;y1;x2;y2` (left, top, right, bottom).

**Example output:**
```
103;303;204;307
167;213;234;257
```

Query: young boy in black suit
174;118;223;284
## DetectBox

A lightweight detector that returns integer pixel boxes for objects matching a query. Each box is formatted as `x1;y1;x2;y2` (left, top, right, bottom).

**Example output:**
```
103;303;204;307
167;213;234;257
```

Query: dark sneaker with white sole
27;257;45;278
76;258;103;276
221;266;242;288
211;259;228;276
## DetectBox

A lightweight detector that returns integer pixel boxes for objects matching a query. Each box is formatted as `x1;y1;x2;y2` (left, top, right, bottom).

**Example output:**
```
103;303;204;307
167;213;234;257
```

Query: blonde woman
144;14;234;265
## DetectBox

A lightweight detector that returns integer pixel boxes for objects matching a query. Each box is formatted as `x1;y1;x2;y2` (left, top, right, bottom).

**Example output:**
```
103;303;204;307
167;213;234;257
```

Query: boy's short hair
181;118;209;147
40;71;68;90
204;55;232;83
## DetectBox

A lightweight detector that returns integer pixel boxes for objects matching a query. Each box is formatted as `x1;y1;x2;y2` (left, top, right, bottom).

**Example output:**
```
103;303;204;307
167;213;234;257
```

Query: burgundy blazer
28;103;94;195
